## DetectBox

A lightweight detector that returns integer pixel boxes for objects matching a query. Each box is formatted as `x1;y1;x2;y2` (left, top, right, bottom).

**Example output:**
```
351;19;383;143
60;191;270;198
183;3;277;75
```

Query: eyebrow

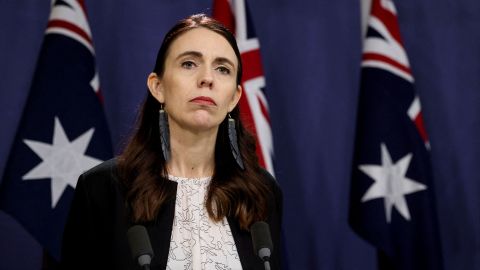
175;50;236;68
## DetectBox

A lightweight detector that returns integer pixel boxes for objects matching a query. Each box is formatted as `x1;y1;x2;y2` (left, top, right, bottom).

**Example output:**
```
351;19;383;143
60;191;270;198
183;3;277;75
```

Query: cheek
226;88;239;108
163;78;187;104
218;94;234;112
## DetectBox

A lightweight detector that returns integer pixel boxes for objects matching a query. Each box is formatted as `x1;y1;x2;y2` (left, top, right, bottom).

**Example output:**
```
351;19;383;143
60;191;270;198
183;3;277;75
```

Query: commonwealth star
359;143;427;222
22;117;102;208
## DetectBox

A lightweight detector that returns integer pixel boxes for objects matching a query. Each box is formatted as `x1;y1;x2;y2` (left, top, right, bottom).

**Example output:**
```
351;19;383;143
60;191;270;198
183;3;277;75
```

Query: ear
228;85;243;112
147;72;165;103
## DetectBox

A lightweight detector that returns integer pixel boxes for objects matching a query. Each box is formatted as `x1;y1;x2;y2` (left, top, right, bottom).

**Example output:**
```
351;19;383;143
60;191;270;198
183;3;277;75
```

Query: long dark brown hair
118;14;271;230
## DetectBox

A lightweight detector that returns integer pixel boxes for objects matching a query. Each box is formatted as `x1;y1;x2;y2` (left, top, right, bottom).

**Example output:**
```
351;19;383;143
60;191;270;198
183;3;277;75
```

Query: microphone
127;225;154;270
251;221;273;270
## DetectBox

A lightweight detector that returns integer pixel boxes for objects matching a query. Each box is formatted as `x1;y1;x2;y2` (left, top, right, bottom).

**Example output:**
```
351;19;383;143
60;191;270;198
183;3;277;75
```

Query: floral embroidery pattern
166;176;242;270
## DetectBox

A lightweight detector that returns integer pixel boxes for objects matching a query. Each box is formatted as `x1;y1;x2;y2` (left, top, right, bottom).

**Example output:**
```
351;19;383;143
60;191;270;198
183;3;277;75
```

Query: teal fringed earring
228;113;244;170
159;104;170;161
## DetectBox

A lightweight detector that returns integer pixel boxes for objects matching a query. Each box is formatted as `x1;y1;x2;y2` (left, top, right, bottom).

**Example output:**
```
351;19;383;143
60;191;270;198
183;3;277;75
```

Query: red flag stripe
238;94;267;168
76;0;88;19
363;52;412;75
257;95;271;124
241;49;264;82
212;0;236;34
370;0;404;46
47;19;93;46
414;113;429;143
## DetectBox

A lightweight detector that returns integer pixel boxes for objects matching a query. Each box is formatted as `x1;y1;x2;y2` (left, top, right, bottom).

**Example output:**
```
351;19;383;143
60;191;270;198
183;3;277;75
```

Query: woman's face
149;27;242;133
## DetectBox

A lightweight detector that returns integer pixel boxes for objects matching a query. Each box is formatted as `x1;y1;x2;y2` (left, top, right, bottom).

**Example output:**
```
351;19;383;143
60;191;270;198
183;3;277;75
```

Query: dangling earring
159;104;171;161
228;113;245;170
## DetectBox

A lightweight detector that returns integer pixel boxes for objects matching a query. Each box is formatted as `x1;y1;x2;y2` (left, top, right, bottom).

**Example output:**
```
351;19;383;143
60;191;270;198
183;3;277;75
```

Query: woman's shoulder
82;158;118;177
258;168;281;192
257;168;283;209
78;158;122;190
257;168;282;250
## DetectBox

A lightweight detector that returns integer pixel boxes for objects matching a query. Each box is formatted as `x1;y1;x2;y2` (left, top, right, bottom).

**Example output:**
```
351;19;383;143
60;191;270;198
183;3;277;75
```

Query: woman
60;14;282;270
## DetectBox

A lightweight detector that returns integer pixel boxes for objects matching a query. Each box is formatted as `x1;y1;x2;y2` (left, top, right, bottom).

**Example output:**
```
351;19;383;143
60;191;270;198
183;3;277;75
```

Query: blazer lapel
228;216;264;270
145;181;177;270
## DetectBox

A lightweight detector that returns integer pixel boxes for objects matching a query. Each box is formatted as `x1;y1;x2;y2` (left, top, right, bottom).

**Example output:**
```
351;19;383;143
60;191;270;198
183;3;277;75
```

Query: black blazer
60;159;282;270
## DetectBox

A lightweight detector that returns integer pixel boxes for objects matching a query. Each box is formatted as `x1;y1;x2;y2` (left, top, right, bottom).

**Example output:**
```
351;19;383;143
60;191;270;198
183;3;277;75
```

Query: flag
213;0;275;175
348;0;443;269
0;0;112;260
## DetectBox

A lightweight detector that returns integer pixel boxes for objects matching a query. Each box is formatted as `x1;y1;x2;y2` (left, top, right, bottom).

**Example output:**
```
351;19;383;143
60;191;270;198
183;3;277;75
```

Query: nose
198;67;213;89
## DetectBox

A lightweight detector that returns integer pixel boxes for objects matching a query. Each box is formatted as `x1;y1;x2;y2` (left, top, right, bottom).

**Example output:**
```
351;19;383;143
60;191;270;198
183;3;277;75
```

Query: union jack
361;0;429;147
213;0;275;176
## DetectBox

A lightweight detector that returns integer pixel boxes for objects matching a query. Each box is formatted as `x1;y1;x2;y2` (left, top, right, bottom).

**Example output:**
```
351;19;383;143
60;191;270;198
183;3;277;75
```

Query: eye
216;66;231;75
181;60;196;69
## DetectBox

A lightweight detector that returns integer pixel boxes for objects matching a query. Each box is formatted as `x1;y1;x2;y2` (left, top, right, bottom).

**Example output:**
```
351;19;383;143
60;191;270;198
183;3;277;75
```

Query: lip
189;96;216;106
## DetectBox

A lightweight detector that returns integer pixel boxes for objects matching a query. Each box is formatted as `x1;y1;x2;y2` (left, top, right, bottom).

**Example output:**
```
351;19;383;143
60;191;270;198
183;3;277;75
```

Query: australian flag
349;0;443;269
0;0;112;261
213;0;275;176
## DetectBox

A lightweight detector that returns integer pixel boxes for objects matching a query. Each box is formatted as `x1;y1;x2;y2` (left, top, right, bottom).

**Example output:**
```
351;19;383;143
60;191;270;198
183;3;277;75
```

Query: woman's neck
166;122;217;179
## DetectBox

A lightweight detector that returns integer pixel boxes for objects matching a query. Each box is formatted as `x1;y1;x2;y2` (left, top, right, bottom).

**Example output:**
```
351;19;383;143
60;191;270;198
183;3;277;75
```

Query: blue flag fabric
0;0;112;260
349;0;443;269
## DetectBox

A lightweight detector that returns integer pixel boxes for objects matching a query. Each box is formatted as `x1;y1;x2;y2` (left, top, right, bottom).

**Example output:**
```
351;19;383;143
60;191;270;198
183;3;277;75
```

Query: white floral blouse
166;175;243;270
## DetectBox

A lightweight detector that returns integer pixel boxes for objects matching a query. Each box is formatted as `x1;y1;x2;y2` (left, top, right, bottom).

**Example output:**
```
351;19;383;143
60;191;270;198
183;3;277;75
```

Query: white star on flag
22;117;103;208
359;143;427;223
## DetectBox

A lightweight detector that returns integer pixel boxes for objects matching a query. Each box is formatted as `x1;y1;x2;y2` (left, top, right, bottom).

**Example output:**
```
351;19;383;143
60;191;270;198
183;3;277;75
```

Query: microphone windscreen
127;225;154;260
250;221;273;255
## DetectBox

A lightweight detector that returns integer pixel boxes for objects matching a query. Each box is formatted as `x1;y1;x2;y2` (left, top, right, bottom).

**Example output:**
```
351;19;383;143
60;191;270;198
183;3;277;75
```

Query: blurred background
0;0;479;269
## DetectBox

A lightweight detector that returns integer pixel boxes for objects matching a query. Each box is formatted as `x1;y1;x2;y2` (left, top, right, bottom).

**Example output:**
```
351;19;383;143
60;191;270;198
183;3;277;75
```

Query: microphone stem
264;260;271;270
143;265;151;270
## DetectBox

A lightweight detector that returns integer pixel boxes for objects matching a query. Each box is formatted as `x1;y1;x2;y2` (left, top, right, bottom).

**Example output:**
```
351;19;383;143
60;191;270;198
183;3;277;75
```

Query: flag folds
349;0;443;269
0;0;112;260
213;0;275;175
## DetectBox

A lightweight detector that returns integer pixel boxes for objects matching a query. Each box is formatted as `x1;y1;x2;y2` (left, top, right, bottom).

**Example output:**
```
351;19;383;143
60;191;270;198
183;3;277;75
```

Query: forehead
166;28;238;65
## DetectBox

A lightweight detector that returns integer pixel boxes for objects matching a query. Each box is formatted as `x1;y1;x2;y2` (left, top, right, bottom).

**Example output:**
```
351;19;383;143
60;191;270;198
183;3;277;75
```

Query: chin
192;121;219;131
190;113;222;129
